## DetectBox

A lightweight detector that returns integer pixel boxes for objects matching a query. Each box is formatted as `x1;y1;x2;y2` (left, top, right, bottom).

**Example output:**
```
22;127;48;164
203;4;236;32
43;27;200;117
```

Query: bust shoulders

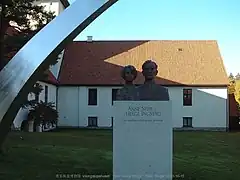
116;85;137;101
136;83;169;101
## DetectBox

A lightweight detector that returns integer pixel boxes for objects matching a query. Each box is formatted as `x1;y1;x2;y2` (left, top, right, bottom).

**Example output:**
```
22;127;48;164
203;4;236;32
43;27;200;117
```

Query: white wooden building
12;1;229;131
14;39;229;131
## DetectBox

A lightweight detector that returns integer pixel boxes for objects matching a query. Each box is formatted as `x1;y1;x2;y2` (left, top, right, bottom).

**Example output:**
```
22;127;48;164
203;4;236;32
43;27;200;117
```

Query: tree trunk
0;5;9;71
0;5;5;71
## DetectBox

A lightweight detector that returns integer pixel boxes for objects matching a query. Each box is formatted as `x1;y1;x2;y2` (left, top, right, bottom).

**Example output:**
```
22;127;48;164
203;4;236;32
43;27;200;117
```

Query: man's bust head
138;60;169;101
142;60;158;82
121;65;137;84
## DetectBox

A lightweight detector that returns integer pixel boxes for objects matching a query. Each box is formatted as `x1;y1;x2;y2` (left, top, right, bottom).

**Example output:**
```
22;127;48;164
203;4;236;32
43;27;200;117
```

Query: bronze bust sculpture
116;60;169;101
136;60;169;101
116;65;137;100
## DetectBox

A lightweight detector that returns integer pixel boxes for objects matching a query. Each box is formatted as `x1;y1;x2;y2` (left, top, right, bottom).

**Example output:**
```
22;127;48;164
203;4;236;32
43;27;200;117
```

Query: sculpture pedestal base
113;101;172;180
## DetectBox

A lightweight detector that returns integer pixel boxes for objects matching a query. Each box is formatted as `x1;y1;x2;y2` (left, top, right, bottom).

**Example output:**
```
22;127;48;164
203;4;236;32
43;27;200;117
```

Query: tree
0;0;59;112
228;73;236;94
234;81;240;105
0;0;58;71
28;101;59;131
229;73;235;81
235;73;240;80
22;83;44;109
0;0;58;151
228;73;240;104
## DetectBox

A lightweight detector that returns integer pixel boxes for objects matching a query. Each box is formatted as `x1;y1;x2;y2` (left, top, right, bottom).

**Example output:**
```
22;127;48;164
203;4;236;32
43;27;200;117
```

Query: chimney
87;36;93;42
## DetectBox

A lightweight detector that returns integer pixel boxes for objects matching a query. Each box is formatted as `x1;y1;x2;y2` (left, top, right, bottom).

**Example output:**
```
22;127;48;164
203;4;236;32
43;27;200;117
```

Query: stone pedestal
113;101;172;180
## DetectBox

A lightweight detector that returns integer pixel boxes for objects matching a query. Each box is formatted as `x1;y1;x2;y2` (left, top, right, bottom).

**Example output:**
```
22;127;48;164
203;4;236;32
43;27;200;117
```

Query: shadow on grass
0;130;240;180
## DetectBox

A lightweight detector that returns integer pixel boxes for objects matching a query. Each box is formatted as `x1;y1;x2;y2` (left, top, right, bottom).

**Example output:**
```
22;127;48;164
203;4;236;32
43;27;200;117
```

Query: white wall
57;87;79;127
171;87;227;129
58;86;120;127
39;82;57;108
57;86;227;129
13;93;35;128
13;81;57;129
50;50;65;78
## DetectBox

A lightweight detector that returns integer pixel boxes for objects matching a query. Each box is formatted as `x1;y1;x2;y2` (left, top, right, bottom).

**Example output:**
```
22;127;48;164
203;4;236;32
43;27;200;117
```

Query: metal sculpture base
0;0;118;147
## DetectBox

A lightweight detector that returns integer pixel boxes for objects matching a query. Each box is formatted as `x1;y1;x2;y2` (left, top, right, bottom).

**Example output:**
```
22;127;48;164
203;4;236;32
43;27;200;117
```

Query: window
88;117;98;127
112;89;119;105
183;89;192;106
183;117;193;127
111;117;113;127
88;88;97;105
44;85;48;103
35;93;39;102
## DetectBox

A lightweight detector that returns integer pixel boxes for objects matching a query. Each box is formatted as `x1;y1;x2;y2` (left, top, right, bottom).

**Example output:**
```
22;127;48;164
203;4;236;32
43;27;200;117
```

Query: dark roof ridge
71;40;218;43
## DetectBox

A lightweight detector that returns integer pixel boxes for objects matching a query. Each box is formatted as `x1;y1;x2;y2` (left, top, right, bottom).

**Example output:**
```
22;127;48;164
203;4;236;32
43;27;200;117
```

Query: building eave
39;80;59;86
57;84;229;87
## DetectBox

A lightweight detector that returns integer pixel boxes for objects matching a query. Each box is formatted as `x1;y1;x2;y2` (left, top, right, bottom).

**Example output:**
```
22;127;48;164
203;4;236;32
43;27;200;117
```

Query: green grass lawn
0;129;240;180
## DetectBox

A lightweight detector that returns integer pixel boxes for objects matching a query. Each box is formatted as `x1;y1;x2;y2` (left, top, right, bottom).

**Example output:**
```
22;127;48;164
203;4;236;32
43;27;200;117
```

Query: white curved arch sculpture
0;0;118;145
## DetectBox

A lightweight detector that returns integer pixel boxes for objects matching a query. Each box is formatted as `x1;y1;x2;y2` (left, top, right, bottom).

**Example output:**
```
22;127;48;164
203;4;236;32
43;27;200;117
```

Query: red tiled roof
58;40;229;86
229;94;240;117
39;70;59;85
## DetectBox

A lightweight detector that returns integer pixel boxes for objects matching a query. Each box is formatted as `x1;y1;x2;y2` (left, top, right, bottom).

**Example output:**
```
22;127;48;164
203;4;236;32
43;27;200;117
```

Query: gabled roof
60;0;70;8
39;70;59;85
58;40;229;86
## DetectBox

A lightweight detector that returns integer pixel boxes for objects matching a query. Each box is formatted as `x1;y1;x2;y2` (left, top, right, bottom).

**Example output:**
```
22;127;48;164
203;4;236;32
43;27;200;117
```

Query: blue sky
69;0;239;75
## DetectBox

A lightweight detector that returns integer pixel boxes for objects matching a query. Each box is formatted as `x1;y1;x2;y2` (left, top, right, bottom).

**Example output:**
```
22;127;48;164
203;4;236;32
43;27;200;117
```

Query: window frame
183;88;192;106
88;116;98;127
44;85;48;103
182;117;193;128
88;88;97;106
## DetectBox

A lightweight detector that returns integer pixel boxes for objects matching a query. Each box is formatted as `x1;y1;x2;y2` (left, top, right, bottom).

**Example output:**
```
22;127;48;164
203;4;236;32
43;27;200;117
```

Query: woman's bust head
121;65;137;84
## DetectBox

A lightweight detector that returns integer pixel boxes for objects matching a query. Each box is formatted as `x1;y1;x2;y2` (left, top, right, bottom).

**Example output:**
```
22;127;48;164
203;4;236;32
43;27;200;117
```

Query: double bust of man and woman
116;60;170;101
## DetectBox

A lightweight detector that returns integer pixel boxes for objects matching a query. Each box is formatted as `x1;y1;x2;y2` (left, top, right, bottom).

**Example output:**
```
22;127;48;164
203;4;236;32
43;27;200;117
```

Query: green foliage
228;73;240;105
31;83;44;95
228;73;236;94
1;0;58;107
22;83;43;109
229;73;235;81
1;0;58;68
235;80;240;104
235;73;240;80
1;1;59;110
28;101;58;126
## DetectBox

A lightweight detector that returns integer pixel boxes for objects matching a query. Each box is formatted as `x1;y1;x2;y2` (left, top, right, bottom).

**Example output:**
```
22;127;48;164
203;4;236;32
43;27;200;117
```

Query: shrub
28;101;59;127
